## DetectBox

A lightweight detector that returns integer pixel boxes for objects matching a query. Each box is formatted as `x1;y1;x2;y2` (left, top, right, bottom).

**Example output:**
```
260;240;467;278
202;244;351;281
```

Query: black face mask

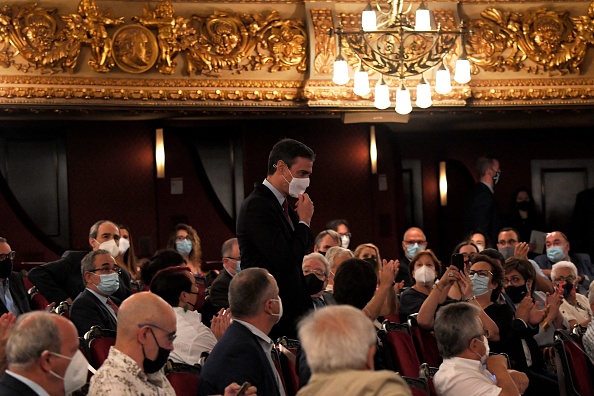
318;251;326;256
304;274;325;295
0;258;13;279
362;257;377;270
142;329;171;374
516;201;530;211
505;284;528;304
560;281;574;298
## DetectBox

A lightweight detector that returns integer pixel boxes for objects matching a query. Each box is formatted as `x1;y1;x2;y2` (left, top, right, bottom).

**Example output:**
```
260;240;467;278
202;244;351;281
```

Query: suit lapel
255;184;294;231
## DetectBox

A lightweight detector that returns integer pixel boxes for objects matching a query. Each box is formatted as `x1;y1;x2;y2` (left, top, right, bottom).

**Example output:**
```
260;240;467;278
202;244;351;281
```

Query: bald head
117;292;175;340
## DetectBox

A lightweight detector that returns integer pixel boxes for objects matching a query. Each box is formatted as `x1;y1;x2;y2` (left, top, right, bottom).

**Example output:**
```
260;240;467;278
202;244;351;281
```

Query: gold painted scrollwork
468;1;594;75
310;9;335;76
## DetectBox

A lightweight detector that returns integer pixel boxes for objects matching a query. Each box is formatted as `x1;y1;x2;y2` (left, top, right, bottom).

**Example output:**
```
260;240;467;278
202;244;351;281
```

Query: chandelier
331;0;471;115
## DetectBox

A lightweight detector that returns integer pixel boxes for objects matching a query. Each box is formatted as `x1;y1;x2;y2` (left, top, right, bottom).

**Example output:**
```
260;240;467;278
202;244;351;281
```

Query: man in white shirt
433;303;528;396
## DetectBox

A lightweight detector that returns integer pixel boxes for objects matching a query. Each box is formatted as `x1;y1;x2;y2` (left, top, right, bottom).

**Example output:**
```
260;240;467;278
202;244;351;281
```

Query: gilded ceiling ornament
310;9;335;75
112;25;159;73
468;1;594;75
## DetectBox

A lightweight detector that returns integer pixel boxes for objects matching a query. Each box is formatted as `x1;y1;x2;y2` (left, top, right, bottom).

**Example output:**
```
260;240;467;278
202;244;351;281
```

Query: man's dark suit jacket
534;253;594;294
28;250;132;305
463;182;504;245
208;269;232;308
0;372;39;396
70;289;119;337
198;321;281;396
237;184;313;339
0;272;31;316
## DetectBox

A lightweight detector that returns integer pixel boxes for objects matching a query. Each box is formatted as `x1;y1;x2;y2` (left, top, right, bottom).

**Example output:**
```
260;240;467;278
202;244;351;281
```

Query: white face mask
283;168;310;198
49;349;90;394
96;239;119;258
341;235;350;249
269;296;283;323
118;238;130;255
474;335;490;368
413;265;435;285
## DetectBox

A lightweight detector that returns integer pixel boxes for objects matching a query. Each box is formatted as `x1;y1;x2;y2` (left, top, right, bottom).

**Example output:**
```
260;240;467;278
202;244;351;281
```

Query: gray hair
551;261;578;281
81;249;111;283
302;252;331;277
434;303;483;359
0;237;6;243
325;246;354;270
89;220;118;239
6;311;61;368
314;230;341;249
589;281;594;306
221;238;238;258
229;268;275;318
298;305;376;373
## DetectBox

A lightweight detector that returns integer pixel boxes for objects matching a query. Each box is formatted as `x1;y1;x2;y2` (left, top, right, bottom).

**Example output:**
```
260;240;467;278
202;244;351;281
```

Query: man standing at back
237;138;315;339
463;156;504;246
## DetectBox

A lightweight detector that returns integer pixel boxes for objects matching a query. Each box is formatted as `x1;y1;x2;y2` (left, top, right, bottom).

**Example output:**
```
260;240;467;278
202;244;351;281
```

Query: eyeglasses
553;275;576;283
0;251;15;261
339;233;352;238
88;266;122;276
137;323;177;343
224;257;240;261
502;276;525;286
404;241;426;245
474;328;491;340
303;268;326;279
497;239;517;246
176;235;190;241
469;270;493;278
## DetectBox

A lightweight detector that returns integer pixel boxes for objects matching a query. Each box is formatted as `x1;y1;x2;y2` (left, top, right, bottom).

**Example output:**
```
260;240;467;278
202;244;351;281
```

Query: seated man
1;311;89;395
0;238;31;316
199;268;285;396
209;238;240;309
70;249;121;337
139;248;185;291
302;253;335;309
312;230;341;256
296;305;410;396
433;303;529;396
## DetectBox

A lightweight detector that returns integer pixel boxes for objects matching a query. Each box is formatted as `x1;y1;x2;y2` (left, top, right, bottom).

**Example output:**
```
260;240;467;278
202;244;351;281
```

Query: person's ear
526;280;533;291
366;344;375;370
89;238;97;250
39;350;53;373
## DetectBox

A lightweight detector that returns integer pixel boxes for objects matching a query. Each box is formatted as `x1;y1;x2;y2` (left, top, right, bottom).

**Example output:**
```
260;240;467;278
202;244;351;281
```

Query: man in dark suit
533;230;594;295
70;249;120;337
0;238;30;316
199;268;285;396
209;238;240;309
28;220;132;305
1;311;89;395
463;156;504;246
237;138;315;339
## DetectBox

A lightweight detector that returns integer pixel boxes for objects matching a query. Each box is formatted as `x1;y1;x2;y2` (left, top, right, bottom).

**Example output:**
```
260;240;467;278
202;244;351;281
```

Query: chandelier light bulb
353;66;371;96
362;2;377;32
373;76;391;110
415;75;433;108
454;57;471;84
332;54;350;85
435;63;452;95
415;2;431;31
395;82;412;115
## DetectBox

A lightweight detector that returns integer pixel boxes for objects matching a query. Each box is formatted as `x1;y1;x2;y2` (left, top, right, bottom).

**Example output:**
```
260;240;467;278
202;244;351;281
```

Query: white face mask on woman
413;265;435;285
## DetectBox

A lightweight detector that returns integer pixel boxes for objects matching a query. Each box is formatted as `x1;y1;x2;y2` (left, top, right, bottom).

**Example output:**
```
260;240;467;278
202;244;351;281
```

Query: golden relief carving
310;9;335;75
468;1;594;75
112;25;159;73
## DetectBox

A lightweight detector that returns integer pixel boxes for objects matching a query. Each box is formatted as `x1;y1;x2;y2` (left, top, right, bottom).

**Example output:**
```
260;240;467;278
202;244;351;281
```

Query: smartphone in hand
451;253;465;271
237;382;251;396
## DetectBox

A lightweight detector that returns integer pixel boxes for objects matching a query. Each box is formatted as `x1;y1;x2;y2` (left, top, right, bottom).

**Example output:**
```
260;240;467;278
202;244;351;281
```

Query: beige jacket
296;369;411;396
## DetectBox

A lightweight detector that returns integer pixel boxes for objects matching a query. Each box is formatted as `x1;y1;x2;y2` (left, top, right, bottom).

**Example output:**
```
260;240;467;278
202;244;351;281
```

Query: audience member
551;261;592;328
496;228;554;294
312;230;340;256
582;280;594;364
236;138;315;339
2;311;89;395
139;248;185;291
325;219;352;249
28;220;132;305
433;303;528;396
302;253;334;310
0;238;30;316
323;246;353;292
503;257;566;347
505;188;546;257
167;223;204;276
398;227;428;287
534;231;594;294
353;243;382;277
399;249;444;322
0;313;15;374
116;224;139;281
463;155;504;245
199;268;285;396
150;266;230;366
70;250;120;337
88;292;176;395
446;240;480;300
296;305;410;396
209;238;240;309
468;230;491;252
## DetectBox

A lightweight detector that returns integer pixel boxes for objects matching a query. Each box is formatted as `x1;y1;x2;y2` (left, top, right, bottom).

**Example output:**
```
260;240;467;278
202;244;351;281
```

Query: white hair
551;261;578;281
325;246;354;270
302;252;331;277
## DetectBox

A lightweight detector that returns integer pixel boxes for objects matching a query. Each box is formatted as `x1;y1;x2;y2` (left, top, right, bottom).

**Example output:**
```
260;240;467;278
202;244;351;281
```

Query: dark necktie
282;199;292;224
106;298;118;316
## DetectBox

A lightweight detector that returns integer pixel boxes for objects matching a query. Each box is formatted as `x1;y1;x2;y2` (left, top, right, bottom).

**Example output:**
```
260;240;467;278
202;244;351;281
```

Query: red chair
554;329;594;396
408;315;442;368
84;326;117;369
27;286;50;311
164;361;201;396
274;337;300;396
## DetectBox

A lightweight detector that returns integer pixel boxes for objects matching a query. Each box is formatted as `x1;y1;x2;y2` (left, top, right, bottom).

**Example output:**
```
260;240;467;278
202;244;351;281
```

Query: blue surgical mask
235;260;242;274
470;274;490;296
97;272;119;295
498;246;514;260
406;243;425;259
547;246;565;263
176;239;192;256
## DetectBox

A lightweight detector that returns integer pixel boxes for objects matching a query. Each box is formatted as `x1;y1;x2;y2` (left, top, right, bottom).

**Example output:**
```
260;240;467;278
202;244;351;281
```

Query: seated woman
552;261;592;328
447;240;480;300
116;224;139;284
150;266;231;366
353;243;382;276
167;223;208;279
399;249;446;322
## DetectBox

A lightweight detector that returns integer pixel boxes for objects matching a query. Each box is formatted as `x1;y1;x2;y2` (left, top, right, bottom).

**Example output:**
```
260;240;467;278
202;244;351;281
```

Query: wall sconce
156;128;165;179
370;126;377;175
439;161;447;206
